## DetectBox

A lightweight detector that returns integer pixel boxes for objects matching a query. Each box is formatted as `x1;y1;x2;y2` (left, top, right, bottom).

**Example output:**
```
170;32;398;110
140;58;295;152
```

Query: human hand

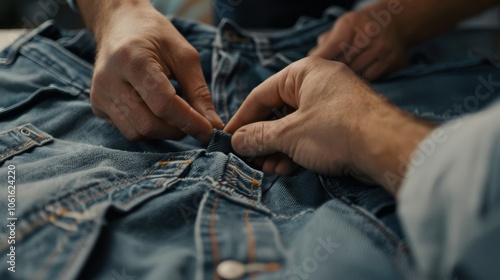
309;2;407;81
82;0;223;142
225;57;433;193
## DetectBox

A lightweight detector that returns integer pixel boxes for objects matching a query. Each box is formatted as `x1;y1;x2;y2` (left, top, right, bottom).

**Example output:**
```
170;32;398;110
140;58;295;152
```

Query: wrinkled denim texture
0;8;499;280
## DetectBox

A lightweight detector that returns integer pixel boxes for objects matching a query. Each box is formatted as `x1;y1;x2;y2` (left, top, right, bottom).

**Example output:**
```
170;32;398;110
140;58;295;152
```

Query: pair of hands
86;1;423;192
88;1;406;143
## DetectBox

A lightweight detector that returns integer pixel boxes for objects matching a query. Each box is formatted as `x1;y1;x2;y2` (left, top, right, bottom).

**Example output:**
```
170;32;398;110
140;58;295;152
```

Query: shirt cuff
397;100;500;279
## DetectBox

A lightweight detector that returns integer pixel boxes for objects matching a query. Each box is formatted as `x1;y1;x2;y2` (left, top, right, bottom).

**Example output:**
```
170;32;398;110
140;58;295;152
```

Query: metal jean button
217;260;281;279
20;128;31;136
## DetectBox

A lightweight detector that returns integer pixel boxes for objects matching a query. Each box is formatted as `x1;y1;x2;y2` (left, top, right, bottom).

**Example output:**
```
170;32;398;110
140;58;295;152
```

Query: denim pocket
0;123;53;164
0;85;81;117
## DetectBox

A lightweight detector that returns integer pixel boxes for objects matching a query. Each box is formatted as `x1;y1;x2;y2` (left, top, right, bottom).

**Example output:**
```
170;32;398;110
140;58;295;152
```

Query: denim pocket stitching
1;154;196;249
35;220;76;280
0;124;53;163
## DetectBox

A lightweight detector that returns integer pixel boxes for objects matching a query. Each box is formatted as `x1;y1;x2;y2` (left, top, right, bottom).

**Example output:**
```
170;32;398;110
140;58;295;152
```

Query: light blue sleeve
398;99;500;279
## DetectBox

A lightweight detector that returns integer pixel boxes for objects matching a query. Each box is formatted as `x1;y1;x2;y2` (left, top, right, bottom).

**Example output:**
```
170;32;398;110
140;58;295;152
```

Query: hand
309;2;406;81
83;0;223;142
225;57;433;194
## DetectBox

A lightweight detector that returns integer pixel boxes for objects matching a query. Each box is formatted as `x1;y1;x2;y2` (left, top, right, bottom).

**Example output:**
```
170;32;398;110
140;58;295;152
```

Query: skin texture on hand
225;57;434;195
77;0;223;142
309;0;499;81
309;3;406;81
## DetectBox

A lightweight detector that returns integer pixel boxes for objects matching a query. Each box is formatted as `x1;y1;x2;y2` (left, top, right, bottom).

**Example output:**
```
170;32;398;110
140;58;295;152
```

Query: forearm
349;95;435;195
362;0;499;48
76;0;153;41
391;0;499;47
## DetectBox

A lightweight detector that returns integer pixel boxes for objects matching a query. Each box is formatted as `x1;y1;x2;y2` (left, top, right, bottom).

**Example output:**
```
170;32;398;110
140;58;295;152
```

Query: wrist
77;0;154;44
348;95;435;194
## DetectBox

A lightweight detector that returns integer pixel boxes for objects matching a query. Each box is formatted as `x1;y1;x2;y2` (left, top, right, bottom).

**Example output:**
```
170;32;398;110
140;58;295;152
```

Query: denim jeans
1;11;500;280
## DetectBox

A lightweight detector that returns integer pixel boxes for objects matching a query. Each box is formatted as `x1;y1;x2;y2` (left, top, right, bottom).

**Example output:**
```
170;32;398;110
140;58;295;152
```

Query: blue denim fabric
0;12;499;280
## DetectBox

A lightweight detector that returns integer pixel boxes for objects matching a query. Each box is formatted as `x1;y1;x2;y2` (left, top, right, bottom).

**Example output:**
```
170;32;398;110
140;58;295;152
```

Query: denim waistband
213;7;341;59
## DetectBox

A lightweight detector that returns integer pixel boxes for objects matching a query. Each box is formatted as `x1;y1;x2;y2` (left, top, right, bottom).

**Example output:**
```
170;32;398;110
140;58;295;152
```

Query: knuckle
150;100;173;118
112;45;153;73
192;85;212;103
112;45;136;67
177;47;200;63
135;120;155;137
340;11;361;25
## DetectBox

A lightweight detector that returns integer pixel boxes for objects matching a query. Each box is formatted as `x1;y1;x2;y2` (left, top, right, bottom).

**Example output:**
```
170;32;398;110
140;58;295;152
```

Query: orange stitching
158;161;170;166
210;195;221;280
0;155;183;251
245;171;258;279
34;220;75;280
228;165;236;184
0;136;46;161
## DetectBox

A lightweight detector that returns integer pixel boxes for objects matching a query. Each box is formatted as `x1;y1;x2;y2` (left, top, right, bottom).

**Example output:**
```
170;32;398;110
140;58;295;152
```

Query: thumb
231;118;290;158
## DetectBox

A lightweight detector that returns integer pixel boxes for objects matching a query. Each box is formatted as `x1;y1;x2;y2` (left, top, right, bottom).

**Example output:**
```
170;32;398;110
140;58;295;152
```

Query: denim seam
20;45;89;92
0;27;40;65
194;191;210;280
0;174;171;251
350;205;413;278
0;136;44;162
320;176;407;252
351;205;401;249
58;223;94;280
0;86;81;117
0;154;193;250
35;220;76;280
34;35;94;71
171;176;270;214
244;171;258;271
271;208;316;220
0;123;53;162
209;194;222;279
20;48;82;91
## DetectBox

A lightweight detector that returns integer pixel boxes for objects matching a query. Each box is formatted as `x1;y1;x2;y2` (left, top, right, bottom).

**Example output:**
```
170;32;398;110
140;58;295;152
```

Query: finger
262;154;298;175
225;67;291;134
105;84;186;140
361;60;390;81
124;59;213;142
275;156;299;175
308;20;355;60
348;45;381;74
231;117;290;157
168;50;224;129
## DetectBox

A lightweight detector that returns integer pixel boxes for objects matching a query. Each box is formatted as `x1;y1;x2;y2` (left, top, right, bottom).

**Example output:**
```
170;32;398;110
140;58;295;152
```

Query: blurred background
0;0;498;59
0;0;213;29
1;0;499;30
0;0;83;29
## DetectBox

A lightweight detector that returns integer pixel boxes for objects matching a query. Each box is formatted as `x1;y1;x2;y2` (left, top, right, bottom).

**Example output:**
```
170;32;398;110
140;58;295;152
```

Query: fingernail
206;111;224;129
